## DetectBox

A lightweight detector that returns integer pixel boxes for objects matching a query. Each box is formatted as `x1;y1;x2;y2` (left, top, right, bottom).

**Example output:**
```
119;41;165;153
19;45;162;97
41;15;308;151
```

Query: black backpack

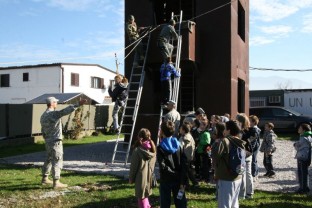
227;137;246;176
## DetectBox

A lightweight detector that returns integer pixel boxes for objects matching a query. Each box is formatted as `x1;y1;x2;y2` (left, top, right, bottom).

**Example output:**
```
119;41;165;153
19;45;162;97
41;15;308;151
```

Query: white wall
62;64;116;103
0;64;117;104
0;66;61;103
284;91;312;115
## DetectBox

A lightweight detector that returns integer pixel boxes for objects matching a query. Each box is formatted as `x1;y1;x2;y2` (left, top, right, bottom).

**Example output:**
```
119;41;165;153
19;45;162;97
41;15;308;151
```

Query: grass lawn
1;133;311;207
0;164;312;208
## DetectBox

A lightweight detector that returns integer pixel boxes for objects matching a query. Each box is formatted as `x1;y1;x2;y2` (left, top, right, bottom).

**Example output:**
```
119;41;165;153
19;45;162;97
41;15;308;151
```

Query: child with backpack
157;121;188;208
129;128;156;208
294;123;312;194
260;122;277;178
213;120;246;208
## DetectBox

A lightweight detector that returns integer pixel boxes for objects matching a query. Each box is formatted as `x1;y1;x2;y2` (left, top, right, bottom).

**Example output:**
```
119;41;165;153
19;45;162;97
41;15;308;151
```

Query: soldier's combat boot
41;176;53;185
53;179;68;189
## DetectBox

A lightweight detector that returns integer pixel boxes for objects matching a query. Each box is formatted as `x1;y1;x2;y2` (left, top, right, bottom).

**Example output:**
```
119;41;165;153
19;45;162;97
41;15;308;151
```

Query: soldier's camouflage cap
46;97;59;104
167;100;176;105
129;15;135;20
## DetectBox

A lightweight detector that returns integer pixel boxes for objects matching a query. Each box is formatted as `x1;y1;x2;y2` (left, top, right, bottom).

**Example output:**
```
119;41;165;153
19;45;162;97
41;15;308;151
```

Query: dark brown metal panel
231;0;249;114
126;0;249;119
181;21;196;61
195;0;233;117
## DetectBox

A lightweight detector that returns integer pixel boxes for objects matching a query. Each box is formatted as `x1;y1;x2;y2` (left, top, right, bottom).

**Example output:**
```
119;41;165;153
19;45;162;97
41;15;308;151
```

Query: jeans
159;181;187;208
297;159;310;191
161;80;172;105
263;153;274;174
112;102;120;130
200;153;211;181
218;179;242;208
251;147;259;177
239;155;254;198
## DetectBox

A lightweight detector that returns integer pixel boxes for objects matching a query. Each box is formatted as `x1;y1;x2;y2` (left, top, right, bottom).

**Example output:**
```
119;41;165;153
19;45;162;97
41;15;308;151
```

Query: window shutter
75;73;79;86
71;73;79;86
1;74;10;87
100;78;104;89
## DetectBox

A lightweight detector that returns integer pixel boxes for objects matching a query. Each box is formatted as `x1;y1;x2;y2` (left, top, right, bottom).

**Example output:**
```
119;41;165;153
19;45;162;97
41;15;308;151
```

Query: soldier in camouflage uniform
40;97;86;189
163;100;181;137
157;19;179;62
126;15;144;66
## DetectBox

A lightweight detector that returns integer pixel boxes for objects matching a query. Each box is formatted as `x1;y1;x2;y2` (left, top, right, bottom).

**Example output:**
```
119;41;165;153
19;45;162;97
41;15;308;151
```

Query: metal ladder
157;11;183;145
111;27;153;165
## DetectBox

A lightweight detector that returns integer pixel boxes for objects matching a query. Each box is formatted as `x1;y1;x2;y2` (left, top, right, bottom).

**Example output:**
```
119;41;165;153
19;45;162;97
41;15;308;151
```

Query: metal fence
0;104;113;139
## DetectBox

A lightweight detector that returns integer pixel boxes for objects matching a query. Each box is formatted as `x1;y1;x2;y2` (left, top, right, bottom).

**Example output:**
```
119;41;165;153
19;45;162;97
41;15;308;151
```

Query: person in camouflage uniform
157;19;179;62
163;100;181;137
126;15;144;66
40;97;86;189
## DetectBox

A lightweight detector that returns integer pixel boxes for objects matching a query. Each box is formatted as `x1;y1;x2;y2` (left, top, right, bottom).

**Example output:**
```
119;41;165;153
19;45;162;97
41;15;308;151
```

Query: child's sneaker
268;172;276;178
246;194;253;199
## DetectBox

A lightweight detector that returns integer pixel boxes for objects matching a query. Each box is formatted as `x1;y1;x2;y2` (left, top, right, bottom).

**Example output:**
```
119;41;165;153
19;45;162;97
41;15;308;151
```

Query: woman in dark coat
108;75;128;133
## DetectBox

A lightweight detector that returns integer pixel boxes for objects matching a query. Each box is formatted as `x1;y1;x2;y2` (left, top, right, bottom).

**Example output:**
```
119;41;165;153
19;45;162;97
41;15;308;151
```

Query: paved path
0;140;130;178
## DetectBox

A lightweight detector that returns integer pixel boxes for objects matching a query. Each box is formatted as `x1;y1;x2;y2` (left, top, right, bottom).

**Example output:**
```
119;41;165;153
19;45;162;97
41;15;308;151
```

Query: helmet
129;15;135;21
169;19;176;25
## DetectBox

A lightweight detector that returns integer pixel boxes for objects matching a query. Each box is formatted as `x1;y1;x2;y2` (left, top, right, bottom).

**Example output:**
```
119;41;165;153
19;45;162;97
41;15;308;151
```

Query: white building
0;63;117;104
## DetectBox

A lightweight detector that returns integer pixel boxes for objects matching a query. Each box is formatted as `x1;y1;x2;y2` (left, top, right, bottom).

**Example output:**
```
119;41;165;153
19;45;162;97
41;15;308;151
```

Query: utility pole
115;53;120;74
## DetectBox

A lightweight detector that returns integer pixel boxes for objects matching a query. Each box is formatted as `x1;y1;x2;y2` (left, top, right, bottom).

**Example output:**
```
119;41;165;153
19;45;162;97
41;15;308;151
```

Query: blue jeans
297;159;310;191
112;102;120;130
263;154;274;174
251;148;259;177
159;181;187;208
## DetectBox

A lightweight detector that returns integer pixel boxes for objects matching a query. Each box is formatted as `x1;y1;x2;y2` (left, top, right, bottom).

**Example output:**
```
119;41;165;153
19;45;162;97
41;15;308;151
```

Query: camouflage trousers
158;41;173;62
42;140;63;180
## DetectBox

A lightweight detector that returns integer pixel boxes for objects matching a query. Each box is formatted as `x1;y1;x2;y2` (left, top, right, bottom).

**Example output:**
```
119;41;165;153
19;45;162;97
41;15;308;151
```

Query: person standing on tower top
126;15;144;67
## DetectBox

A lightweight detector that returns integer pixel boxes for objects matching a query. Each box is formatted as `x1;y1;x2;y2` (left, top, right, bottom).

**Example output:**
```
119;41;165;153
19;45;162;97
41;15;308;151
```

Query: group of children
128;107;282;208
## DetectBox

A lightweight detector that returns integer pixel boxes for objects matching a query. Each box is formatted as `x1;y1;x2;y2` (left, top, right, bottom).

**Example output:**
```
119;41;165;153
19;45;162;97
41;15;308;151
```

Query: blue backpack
227;137;246;176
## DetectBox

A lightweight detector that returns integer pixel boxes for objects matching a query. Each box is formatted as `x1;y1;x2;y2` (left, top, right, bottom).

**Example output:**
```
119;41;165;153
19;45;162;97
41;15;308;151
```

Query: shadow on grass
240;190;312;208
73;195;160;208
74;196;159;208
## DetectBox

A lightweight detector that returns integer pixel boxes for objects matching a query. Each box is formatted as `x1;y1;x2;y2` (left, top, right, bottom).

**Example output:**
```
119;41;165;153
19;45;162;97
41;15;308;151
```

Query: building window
109;79;115;88
250;97;266;107
91;77;104;89
269;96;281;104
238;1;245;42
23;73;29;82
0;74;10;87
71;73;79;86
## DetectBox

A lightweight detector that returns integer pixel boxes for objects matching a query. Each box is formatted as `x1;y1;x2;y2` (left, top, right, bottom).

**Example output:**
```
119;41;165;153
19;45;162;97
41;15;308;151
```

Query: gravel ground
254;139;312;193
1;139;311;194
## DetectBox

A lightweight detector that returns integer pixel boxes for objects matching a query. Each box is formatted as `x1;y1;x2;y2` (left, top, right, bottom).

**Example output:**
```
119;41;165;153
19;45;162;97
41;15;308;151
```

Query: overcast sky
0;0;312;90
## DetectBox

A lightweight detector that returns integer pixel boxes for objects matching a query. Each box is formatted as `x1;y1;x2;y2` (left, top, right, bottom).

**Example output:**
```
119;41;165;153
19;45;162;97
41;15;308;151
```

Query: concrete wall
0;104;113;138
